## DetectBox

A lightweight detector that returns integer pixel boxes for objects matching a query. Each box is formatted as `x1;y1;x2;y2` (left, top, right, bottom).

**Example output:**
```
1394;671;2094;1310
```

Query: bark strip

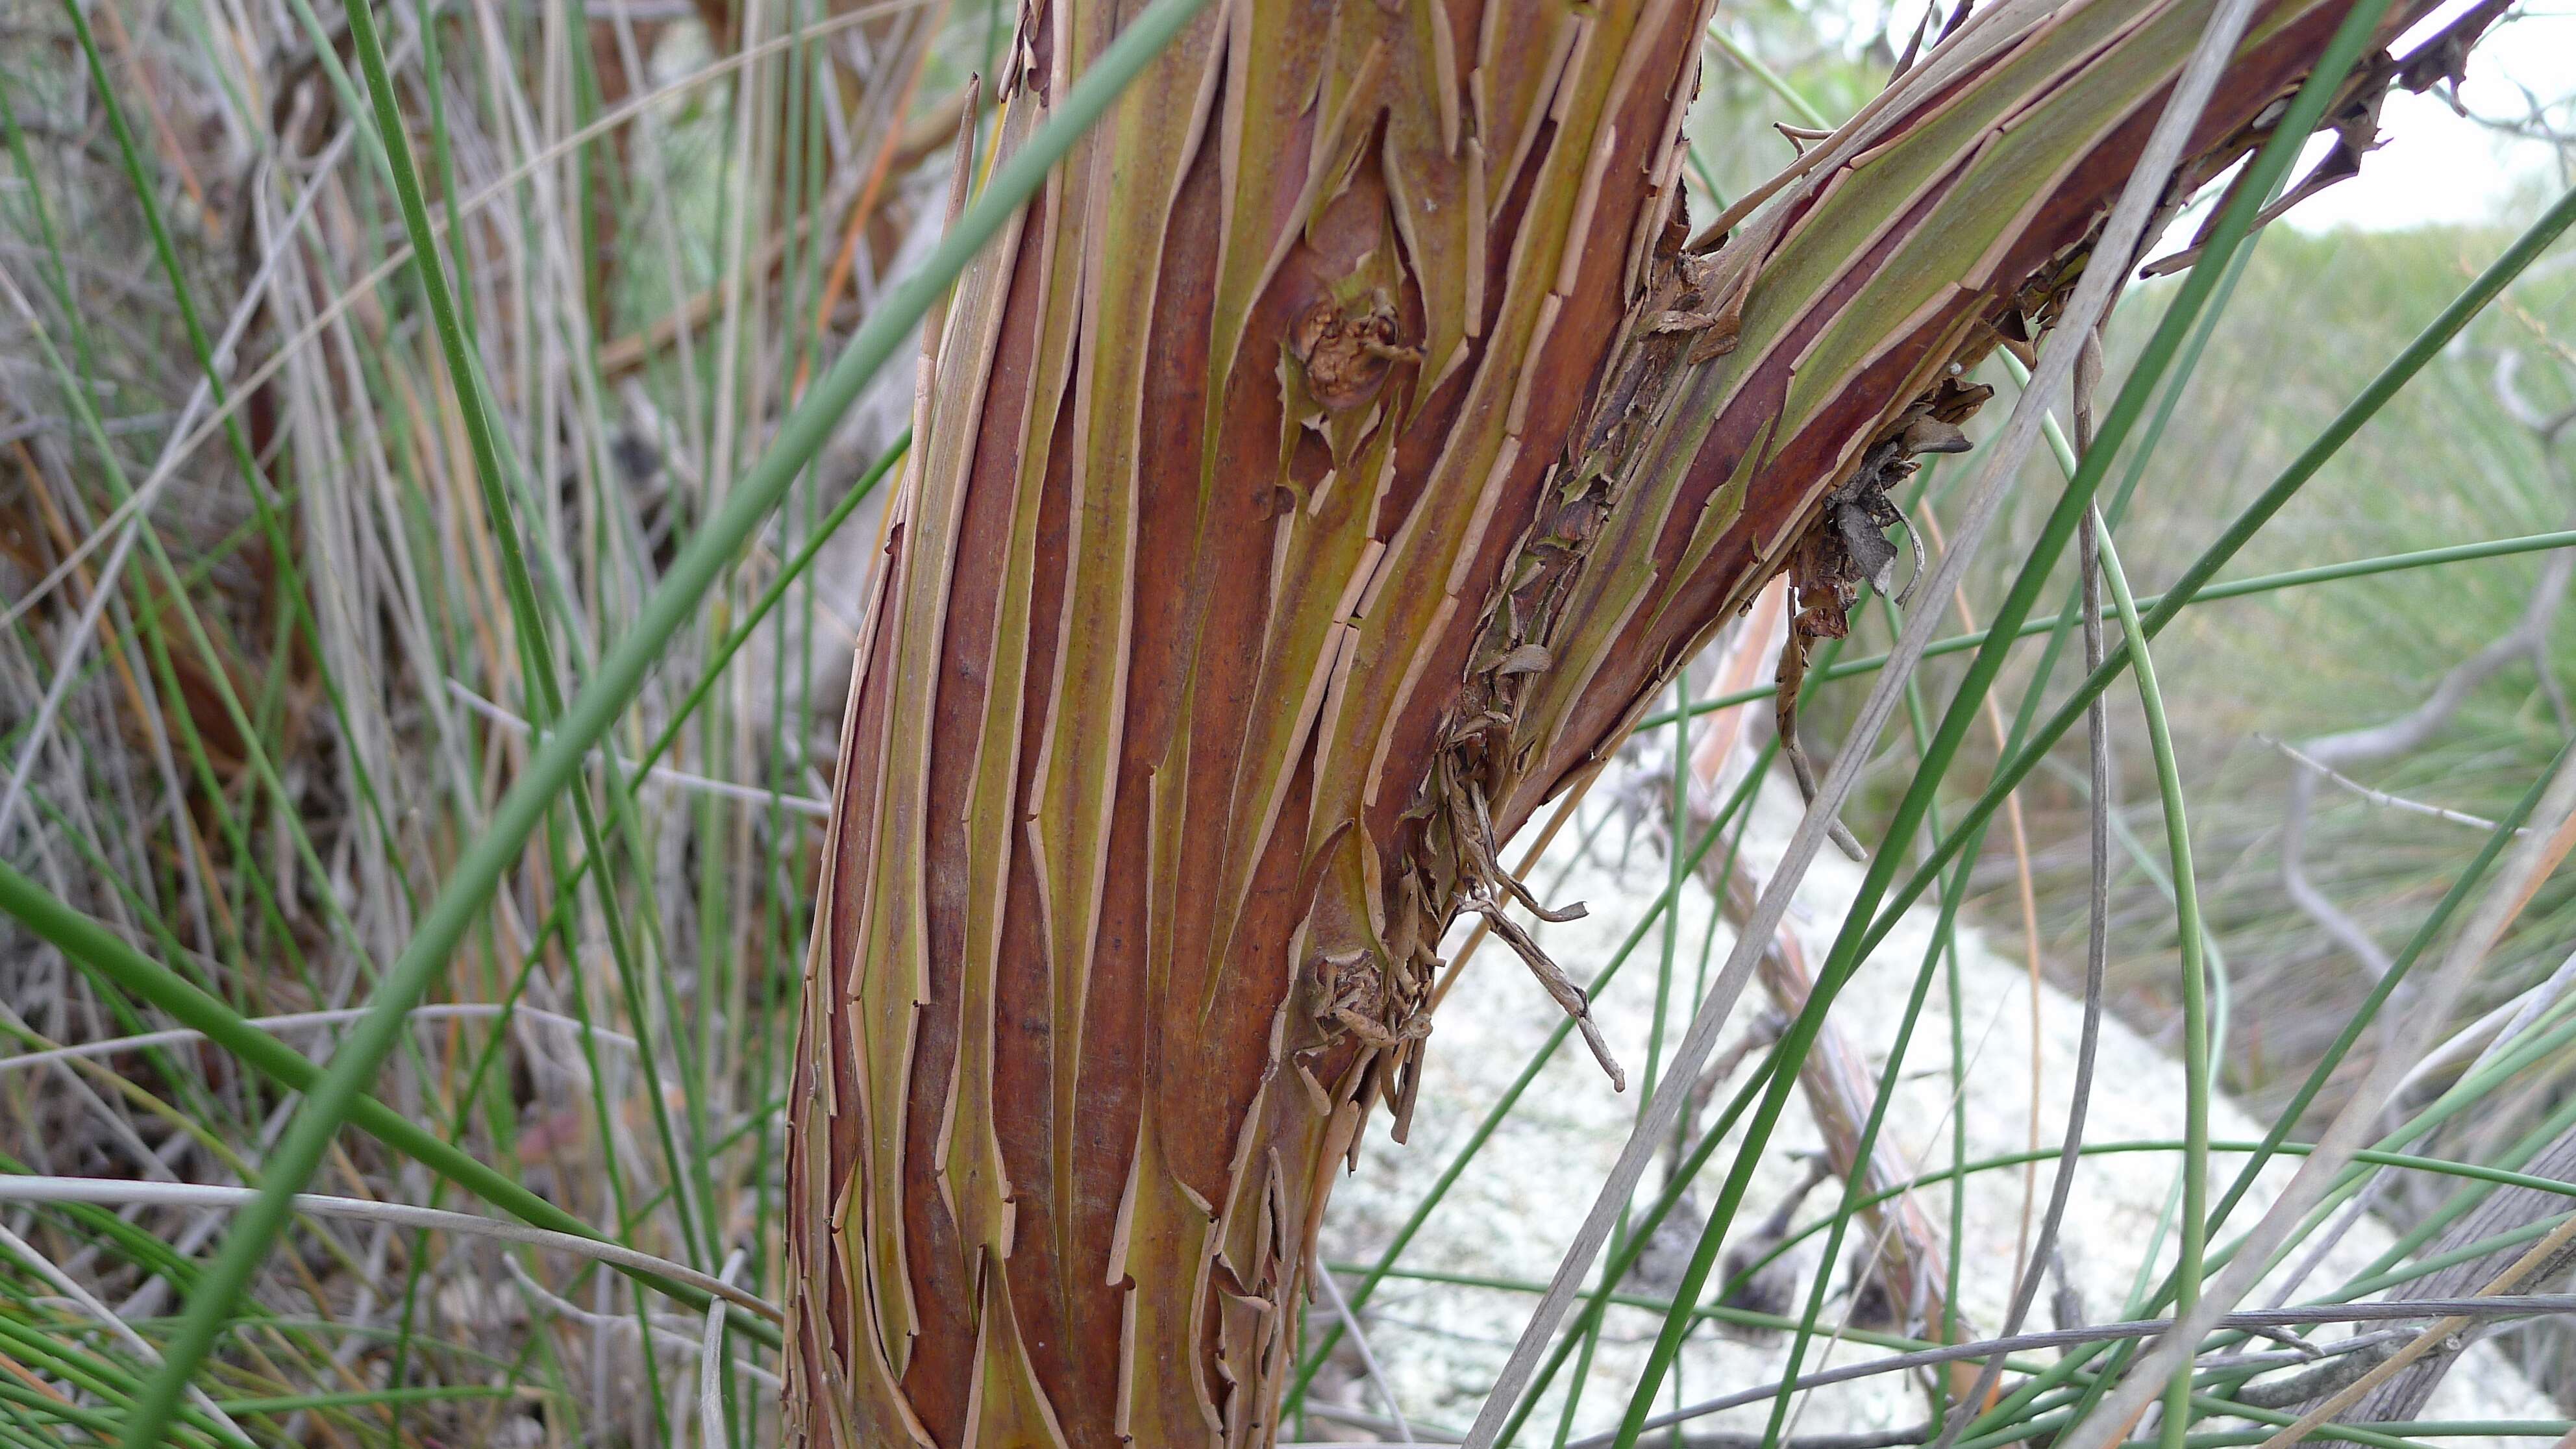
784;0;2453;1439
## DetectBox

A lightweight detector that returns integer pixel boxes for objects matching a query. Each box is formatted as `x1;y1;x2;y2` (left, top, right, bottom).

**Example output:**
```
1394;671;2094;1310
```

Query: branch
2277;351;2576;980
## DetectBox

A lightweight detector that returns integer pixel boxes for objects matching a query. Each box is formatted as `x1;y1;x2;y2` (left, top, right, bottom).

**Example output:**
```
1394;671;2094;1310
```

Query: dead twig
1928;362;2116;1449
1576;1296;2576;1449
2277;351;2576;980
2262;735;2512;834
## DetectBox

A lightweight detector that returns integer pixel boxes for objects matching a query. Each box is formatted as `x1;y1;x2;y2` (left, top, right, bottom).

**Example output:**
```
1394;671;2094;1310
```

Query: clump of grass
0;0;961;1438
7;0;2576;1443
1948;217;2576;1406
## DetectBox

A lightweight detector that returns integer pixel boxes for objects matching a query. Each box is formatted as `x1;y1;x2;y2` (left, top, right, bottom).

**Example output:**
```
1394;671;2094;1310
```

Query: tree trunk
2340;1122;2576;1421
780;0;2447;1441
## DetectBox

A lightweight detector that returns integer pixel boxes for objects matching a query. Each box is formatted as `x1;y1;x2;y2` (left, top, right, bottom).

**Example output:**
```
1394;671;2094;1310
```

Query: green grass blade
1854;180;2576;982
81;1;1213;1433
2094;520;2210;1449
0;858;773;1339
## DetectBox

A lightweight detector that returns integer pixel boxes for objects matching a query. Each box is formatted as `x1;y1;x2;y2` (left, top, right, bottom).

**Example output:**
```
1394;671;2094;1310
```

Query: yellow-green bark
782;0;2442;1441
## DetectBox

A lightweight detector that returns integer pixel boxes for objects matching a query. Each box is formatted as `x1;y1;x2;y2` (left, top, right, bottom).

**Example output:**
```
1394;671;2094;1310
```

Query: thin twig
449;680;829;816
0;1219;252;1444
0;1003;639;1076
2066;743;2576;1447
700;1249;747;1449
0;1177;780;1320
2253;1214;2576;1446
1319;1263;1417;1443
1572;1295;2576;1448
2390;945;2576;1100
2263;736;2513;832
502;1257;784;1390
2275;445;2576;978
1929;495;2116;1449
1465;0;2264;1431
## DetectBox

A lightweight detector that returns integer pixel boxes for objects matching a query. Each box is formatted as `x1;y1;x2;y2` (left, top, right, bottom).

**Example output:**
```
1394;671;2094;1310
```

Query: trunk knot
1289;290;1418;412
1773;374;1996;860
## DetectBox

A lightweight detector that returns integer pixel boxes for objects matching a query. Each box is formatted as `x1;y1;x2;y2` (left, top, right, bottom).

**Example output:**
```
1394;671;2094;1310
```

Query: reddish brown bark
781;0;2445;1441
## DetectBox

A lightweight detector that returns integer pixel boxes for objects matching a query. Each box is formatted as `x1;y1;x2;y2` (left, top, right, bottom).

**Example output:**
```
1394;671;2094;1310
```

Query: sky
1809;0;2576;232
2285;0;2575;230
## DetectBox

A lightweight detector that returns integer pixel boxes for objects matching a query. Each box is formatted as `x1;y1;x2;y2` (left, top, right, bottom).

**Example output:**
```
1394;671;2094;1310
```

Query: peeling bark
782;0;2447;1439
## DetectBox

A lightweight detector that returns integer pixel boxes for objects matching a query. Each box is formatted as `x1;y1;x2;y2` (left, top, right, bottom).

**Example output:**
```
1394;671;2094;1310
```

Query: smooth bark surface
781;0;2443;1441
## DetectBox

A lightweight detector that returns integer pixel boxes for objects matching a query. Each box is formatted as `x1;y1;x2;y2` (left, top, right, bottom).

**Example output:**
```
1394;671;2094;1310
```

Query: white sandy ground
1312;772;2556;1444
